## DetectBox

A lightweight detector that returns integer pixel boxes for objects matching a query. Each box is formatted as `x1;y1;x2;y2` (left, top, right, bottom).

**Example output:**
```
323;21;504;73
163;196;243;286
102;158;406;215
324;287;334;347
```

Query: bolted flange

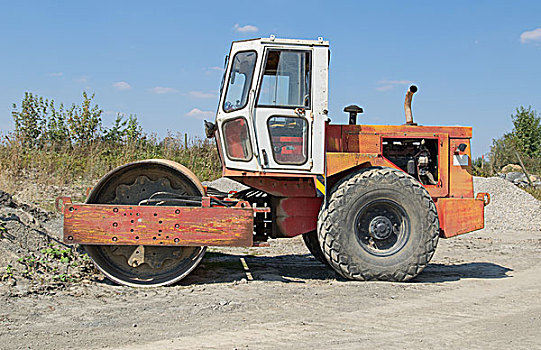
368;216;393;240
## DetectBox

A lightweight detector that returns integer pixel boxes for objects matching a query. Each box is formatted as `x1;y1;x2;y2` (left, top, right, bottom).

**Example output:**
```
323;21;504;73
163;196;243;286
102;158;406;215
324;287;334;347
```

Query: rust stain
448;138;474;198
63;203;254;247
436;198;485;238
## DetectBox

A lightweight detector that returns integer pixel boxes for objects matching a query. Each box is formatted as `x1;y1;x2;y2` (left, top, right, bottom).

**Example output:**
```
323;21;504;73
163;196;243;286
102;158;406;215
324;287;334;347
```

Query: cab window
258;50;311;108
267;116;307;165
223;51;257;113
222;117;253;161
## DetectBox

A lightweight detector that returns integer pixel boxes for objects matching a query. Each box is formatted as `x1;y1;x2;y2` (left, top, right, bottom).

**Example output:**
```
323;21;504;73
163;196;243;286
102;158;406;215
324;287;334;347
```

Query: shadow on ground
414;262;513;283
182;252;336;285
181;252;513;285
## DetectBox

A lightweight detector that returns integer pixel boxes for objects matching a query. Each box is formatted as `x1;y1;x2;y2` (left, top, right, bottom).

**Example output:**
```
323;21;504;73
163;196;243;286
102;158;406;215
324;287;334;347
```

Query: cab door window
257;50;311;108
267;116;308;165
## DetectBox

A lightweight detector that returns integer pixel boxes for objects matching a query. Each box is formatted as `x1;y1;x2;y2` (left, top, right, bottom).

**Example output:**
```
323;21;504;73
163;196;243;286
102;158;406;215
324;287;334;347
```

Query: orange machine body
224;123;487;240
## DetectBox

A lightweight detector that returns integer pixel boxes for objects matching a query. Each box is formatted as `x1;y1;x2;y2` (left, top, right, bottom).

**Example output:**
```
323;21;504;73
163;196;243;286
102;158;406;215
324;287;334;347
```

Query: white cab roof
233;36;329;47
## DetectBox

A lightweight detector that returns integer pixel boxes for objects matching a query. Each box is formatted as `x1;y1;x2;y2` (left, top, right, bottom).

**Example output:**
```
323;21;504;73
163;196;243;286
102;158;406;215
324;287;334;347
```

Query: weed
53;273;73;282
524;187;541;201
12;243;91;284
0;221;6;239
18;254;47;278
40;244;74;263
1;264;14;281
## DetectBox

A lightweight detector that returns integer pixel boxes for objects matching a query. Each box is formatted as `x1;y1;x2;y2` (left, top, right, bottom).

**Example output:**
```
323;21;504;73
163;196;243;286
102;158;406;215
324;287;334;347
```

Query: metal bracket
476;192;490;206
55;197;72;213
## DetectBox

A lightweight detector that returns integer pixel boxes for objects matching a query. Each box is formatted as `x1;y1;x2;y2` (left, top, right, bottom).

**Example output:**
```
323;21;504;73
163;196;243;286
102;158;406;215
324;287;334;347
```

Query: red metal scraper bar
61;199;255;247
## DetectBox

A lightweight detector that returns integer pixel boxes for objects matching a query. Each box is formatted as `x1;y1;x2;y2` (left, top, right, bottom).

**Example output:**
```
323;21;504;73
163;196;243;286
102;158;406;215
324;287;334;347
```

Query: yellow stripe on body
316;179;326;195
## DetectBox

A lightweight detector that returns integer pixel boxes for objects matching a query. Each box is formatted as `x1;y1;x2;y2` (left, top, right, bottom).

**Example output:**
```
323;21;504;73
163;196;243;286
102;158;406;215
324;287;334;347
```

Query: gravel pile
473;176;541;231
202;177;249;193
0;190;95;295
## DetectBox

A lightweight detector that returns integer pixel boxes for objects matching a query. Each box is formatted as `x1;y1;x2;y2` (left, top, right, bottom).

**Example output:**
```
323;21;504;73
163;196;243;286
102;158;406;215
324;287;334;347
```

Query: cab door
215;43;262;172
253;49;313;172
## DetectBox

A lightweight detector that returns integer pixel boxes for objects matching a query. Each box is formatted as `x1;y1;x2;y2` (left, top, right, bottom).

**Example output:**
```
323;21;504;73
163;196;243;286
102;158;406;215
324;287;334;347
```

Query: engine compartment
382;138;439;186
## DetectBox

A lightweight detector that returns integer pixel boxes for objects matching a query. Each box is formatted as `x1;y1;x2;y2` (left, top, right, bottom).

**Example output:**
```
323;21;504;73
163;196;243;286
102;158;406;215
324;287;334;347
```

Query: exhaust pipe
404;85;418;125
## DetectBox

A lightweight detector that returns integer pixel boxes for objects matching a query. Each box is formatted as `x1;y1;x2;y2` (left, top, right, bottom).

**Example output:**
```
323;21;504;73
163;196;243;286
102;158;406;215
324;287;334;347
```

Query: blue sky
1;0;540;157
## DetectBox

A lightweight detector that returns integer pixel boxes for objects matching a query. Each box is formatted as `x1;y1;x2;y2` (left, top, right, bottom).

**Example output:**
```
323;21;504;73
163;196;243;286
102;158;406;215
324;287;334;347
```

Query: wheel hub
354;199;410;257
368;216;393;240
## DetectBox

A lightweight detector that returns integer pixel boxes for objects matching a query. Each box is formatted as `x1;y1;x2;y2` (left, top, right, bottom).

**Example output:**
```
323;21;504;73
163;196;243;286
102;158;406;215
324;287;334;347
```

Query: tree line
475;106;541;175
1;92;221;186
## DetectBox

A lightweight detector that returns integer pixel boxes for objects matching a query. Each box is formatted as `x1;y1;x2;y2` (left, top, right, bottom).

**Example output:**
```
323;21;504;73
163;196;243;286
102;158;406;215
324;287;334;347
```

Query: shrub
488;106;541;174
1;92;221;190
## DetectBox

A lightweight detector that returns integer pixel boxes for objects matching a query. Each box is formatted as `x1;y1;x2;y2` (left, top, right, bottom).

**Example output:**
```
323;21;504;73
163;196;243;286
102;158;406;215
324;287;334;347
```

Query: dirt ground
1;224;541;349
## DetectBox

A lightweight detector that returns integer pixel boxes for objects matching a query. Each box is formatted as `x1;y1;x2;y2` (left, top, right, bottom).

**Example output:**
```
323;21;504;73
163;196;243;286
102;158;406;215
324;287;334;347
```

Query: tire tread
317;167;439;281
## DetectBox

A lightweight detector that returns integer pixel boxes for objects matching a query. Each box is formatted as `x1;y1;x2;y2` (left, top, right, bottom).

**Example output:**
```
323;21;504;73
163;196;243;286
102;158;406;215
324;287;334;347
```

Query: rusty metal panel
223;169;315;178
325;124;342;152
235;176;317;197
63;203;254;247
276;216;318;238
436;198;485;238
359;124;472;139
326;152;390;176
345;132;361;153
274;197;322;237
448;139;474;198
340;125;381;153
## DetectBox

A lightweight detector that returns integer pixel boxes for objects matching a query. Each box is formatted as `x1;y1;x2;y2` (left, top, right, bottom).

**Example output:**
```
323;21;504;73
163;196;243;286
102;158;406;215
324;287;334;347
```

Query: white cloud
205;66;225;76
188;90;217;99
233;24;259;33
75;76;89;84
376;79;412;92
375;85;394;92
379;80;412;85
151;86;179;94
520;28;541;44
48;72;63;77
113;81;131;90
185;108;214;120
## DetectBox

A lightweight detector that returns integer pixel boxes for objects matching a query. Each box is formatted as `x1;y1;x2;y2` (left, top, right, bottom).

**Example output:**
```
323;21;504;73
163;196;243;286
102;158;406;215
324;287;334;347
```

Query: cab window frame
222;50;258;114
256;49;312;110
266;115;309;166
222;116;254;162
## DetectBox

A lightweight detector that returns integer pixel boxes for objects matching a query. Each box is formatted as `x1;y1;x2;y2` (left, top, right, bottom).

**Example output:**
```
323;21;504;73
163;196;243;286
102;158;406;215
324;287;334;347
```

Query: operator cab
214;37;329;175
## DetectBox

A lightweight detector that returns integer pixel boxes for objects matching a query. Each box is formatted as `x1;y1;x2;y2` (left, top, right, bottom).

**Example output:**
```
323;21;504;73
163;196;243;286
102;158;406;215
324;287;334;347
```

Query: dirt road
1;224;540;350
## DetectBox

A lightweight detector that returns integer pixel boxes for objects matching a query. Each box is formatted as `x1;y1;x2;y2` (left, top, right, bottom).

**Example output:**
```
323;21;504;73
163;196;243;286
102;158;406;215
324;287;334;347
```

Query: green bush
488;106;541;175
472;156;492;177
1;92;221;187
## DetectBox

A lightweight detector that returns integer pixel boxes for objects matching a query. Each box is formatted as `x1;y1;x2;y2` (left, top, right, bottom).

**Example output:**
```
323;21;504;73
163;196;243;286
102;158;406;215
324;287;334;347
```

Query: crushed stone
0;190;96;296
473;176;541;231
202;177;249;193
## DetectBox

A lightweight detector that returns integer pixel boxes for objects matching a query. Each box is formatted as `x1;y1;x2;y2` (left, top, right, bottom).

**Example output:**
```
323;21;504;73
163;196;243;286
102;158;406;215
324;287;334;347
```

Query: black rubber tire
317;167;439;281
302;230;329;266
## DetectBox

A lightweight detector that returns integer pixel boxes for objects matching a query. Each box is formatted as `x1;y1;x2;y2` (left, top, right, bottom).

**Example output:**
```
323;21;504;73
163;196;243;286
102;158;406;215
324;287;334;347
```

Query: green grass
0;133;221;189
524;187;541;201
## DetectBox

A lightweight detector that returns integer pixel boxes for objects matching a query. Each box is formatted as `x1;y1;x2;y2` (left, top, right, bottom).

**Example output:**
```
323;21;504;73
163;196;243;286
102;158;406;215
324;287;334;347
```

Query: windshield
223;51;257;113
